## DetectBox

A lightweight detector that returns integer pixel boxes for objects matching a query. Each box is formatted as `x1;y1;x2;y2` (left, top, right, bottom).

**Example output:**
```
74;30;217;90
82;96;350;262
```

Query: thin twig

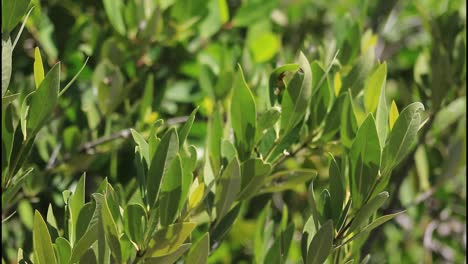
46;115;191;171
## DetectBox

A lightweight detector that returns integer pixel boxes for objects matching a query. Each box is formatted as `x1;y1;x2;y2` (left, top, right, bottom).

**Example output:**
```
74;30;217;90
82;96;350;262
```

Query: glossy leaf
25;62;60;137
69;174;86;245
178;107;199;148
340;91;358;148
328;154;345;222
268;64;300;105
124;203;147;247
159;154;183;226
231;66;256;161
2;0;30;32
375;66;389;147
94;193;121;263
211;204;241;250
309;61;332;130
54;237;71;264
2;34;12;96
364;63;387;113
186;233;209;264
346;192;389;235
349;114;381;208
147;222;196;257
147;128;179;207
280;52;312;136
307;220;333;264
33;211;57;264
381;102;425;179
215;157;241;221
145;244;191;264
238;158;271;200
69;223;98;263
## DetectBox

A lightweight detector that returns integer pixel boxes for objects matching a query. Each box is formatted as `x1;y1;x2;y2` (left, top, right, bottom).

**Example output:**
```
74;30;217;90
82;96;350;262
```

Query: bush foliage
1;0;466;263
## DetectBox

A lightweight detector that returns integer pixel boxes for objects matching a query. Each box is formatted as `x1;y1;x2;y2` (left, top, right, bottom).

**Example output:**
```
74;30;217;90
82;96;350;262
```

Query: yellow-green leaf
389;100;399;130
147;222;196;257
334;72;342;96
188;181;204;209
34;47;45;89
33;211;57;264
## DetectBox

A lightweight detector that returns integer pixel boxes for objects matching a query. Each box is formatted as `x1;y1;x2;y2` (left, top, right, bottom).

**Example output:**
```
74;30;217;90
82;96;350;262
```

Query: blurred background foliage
2;0;466;263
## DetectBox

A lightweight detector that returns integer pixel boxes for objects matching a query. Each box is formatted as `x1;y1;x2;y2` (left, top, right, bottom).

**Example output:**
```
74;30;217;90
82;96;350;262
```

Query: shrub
2;0;465;263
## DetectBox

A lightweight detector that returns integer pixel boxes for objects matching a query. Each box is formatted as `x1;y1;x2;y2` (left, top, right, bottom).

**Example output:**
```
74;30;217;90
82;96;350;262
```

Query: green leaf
346;192;389;236
69;173;86;245
429;96;465;138
33;47;45;88
307;220;333;264
248;31;280;63
360;211;404;234
131;129;150;165
103;0;126;35
381;102;425;179
47;204;58;232
301;216;316;264
186;233;209;264
2;0;30;32
211;204;241;249
309;61;332;130
208;107;222;174
178;107;199;148
79;249;97;264
232;0;277;27
339;211;404;248
349;114;381;208
280;52;312;136
33;211;57;264
94;60;125;115
54;237;71;264
280;223;295;262
307;182;322;229
237;158;272;200
139;74;154;121
2;34;12;96
144;244;191;264
2;92;19;105
96;193;122;263
340;91;358;148
215;157;241;221
261;169;316;194
328;154;345;223
268;63;299;105
75;202;96;242
18;200;33;230
375;66;389;147
178;146;196;210
231;65;257;161
123;203;147;247
25;62;60;137
69;221;98;263
257;108;281;136
321;93;346;141
147;128;179;207
147;222;196;257
159;154;183;226
364;62;387;113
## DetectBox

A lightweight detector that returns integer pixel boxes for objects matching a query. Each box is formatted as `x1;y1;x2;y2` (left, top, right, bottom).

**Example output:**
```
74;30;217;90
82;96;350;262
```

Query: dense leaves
1;0;465;263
